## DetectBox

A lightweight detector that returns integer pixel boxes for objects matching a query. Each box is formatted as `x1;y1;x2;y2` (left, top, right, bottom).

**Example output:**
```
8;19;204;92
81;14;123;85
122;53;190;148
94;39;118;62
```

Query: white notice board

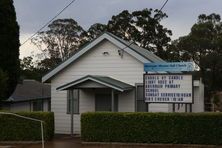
144;74;193;103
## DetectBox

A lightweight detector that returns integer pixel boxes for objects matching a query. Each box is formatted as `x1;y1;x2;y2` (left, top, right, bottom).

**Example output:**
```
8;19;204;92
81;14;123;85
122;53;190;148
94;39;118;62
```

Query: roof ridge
107;32;165;62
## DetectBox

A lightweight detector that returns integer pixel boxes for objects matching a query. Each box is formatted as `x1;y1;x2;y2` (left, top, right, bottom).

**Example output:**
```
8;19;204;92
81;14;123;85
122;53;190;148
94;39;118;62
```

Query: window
33;100;43;111
67;89;79;114
95;94;118;112
136;85;148;112
48;100;51;111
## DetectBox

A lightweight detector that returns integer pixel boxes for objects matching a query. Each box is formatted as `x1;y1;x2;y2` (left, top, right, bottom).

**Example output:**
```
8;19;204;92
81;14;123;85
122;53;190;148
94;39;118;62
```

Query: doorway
95;93;118;112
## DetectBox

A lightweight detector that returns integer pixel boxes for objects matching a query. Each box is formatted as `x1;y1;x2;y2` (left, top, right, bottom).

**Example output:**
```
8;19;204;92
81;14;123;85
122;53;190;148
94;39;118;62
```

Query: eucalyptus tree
32;19;85;68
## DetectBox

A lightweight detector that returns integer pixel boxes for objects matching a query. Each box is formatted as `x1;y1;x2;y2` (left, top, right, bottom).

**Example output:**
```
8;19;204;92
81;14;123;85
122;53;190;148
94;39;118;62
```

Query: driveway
0;135;222;148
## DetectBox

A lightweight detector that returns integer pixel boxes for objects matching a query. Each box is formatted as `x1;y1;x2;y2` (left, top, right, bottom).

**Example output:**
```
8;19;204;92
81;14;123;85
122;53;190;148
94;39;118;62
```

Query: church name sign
144;62;194;72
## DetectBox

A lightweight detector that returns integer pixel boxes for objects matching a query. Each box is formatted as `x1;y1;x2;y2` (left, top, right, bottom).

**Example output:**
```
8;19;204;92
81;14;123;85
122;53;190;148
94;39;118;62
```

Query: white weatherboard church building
42;32;204;134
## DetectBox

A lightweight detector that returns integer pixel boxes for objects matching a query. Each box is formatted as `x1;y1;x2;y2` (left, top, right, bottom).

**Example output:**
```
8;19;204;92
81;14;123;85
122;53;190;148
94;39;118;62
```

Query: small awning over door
56;75;134;92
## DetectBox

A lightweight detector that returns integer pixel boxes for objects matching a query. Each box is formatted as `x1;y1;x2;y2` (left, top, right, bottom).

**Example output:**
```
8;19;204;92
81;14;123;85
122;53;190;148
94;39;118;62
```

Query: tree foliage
0;0;20;99
169;13;222;92
202;53;222;91
0;69;8;99
170;14;222;64
86;23;107;41
20;56;49;81
109;9;172;54
86;9;172;59
32;9;172;71
32;19;85;68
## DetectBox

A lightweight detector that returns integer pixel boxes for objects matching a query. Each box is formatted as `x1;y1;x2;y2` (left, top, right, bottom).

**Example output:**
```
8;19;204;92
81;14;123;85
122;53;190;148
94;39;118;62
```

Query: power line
122;42;134;50
20;0;77;46
159;0;169;11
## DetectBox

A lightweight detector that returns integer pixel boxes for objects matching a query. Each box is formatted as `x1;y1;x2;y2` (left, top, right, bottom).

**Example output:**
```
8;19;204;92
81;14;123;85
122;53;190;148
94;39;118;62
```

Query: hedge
0;111;54;141
81;112;222;145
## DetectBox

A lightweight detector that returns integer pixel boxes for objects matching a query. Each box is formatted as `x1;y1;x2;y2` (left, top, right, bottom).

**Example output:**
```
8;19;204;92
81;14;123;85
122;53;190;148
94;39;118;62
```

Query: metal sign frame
143;73;194;104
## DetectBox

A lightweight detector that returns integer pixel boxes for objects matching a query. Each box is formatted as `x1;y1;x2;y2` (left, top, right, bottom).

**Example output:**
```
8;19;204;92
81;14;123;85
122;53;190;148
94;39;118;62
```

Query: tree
201;53;222;91
108;9;172;59
33;9;172;70
32;19;85;68
107;10;136;41
170;14;222;66
169;13;222;93
20;56;50;81
0;0;20;99
86;23;107;41
164;40;182;62
110;9;172;53
20;56;34;70
0;69;8;99
20;56;39;81
86;9;172;59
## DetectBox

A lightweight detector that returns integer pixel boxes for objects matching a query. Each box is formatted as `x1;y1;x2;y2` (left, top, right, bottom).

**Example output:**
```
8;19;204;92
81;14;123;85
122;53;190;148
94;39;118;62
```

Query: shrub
0;111;54;141
81;112;222;145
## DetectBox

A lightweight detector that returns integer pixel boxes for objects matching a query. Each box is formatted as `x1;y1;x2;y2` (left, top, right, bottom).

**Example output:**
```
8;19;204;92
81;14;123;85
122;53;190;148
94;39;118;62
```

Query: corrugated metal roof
7;79;51;102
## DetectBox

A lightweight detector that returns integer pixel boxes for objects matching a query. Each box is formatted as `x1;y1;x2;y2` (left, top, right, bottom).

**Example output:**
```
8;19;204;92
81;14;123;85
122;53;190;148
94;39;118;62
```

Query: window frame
32;100;44;111
48;100;51;112
67;89;79;114
135;83;148;112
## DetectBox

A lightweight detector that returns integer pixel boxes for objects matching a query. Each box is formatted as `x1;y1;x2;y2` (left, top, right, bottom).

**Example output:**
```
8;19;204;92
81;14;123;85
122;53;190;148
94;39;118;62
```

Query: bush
81;112;222;145
0;111;54;141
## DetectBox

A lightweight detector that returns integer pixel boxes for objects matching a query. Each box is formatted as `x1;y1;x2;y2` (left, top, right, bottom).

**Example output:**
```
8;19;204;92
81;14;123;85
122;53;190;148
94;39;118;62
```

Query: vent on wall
103;51;109;56
118;49;124;58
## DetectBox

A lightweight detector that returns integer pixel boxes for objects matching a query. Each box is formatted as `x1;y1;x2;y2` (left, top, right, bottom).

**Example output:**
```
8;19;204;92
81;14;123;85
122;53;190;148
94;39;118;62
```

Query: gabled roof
6;79;51;102
57;75;134;92
106;32;165;63
42;32;165;82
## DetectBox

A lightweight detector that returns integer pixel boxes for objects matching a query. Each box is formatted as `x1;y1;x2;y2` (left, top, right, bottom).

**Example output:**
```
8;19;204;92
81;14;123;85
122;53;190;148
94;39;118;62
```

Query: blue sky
13;0;222;58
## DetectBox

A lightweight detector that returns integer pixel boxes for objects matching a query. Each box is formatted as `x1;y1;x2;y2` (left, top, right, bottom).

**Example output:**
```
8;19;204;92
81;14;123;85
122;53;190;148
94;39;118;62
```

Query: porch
56;75;135;134
57;75;134;112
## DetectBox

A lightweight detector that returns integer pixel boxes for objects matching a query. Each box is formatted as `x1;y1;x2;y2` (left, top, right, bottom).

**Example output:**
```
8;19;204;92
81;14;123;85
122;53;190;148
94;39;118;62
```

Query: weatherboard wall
50;40;169;134
3;100;50;112
10;102;30;112
190;80;204;112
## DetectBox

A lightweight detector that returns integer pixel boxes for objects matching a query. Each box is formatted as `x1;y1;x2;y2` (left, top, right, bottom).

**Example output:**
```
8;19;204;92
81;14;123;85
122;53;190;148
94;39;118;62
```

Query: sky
13;0;222;59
